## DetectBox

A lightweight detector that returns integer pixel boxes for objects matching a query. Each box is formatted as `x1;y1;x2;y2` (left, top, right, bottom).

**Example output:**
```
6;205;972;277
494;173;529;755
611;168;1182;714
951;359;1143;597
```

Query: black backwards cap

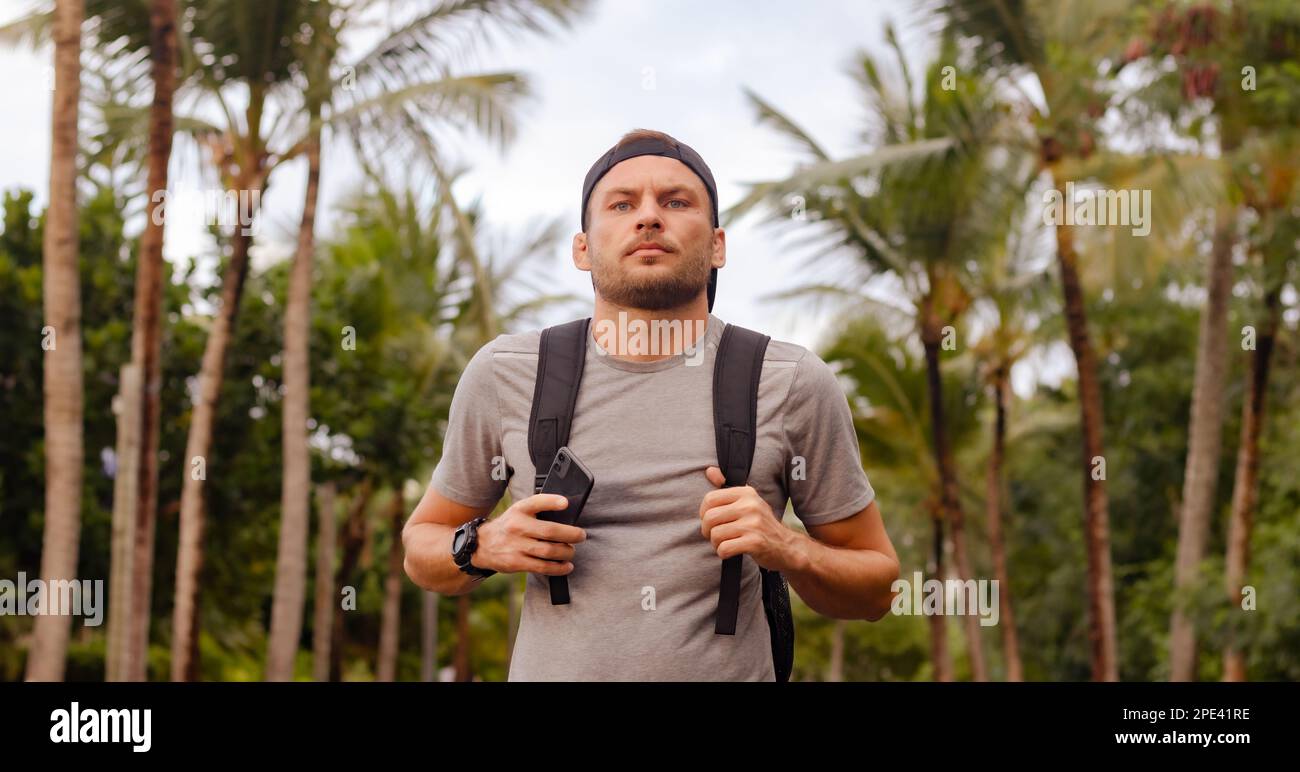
580;133;721;311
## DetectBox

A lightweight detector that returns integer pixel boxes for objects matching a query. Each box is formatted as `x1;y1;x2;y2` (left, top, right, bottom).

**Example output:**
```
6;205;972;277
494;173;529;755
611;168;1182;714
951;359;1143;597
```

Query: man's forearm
781;531;899;621
403;522;489;596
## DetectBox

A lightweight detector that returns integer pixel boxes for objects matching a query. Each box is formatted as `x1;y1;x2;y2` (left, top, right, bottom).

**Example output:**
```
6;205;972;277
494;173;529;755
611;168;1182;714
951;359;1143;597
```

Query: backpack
524;317;795;682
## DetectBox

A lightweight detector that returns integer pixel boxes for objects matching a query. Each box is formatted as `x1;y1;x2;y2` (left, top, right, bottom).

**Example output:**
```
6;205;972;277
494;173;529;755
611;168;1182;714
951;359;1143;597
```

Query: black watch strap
455;516;496;579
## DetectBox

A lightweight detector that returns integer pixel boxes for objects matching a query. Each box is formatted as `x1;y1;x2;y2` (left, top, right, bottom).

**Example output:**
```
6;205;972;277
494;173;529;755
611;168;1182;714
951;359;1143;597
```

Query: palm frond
350;0;591;87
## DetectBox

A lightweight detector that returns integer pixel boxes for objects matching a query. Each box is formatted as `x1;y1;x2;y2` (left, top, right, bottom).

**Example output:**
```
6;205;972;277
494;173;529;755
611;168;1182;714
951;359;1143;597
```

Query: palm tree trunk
330;480;373;681
27;0;84;683
454;595;472;681
108;363;141;681
266;116;322;682
986;366;1022;681
421;591;439;682
922;313;985;681
377;494;405;681
1169;207;1237;681
1051;207;1119;682
311;482;336;682
927;514;951;682
128;0;178;684
1223;289;1279;681
105;0;177;684
170;212;257;682
827;619;846;682
920;324;952;682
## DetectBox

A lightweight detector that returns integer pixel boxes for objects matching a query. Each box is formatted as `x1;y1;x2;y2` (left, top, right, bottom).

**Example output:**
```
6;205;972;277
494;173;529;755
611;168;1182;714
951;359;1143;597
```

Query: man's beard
589;240;713;311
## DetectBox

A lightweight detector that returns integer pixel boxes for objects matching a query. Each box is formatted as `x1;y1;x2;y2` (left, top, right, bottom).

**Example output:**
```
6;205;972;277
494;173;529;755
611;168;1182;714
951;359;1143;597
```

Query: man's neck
590;296;710;363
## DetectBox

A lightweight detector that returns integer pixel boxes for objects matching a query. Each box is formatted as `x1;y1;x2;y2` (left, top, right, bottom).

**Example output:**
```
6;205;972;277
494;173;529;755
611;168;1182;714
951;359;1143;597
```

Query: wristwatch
451;516;497;579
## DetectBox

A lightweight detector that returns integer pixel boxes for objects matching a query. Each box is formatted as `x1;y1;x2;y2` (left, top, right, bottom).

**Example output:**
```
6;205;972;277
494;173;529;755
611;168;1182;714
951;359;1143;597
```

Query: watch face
451;527;467;555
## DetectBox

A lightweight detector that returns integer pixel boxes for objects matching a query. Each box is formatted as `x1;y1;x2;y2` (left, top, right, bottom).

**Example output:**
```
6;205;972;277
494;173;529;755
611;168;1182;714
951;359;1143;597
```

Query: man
403;128;899;681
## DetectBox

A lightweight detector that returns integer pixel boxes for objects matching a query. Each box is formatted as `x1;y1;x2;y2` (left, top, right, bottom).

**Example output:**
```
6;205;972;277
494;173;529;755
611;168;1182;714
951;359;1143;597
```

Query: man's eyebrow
601;185;699;201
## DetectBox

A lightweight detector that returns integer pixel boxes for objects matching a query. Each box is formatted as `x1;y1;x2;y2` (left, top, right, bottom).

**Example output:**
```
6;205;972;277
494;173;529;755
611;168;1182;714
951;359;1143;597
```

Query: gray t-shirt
429;312;876;681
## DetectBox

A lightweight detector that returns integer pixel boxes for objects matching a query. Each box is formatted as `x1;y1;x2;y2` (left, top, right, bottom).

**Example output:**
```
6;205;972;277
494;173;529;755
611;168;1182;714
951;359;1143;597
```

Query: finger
524;538;576;563
700;501;744;538
521;556;575;576
515;493;569;516
698;486;745;520
705;466;726;488
708;522;747;552
716;533;758;561
523;519;588;544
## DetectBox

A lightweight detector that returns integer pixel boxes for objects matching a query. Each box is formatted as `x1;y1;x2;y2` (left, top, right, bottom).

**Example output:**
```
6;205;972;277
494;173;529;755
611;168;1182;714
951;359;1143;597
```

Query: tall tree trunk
330;480;374;681
1223;289;1279;682
377;494;405;682
108;364;142;681
422;591;439;682
919;344;952;684
985;366;1022;681
27;0;84;683
454;595;472;682
312;482;337;682
127;0;177;684
170;215;256;682
266;115;322;682
921;312;985;681
1052;206;1119;682
1169;207;1237;681
926;512;951;682
827;619;845;682
104;0;177;683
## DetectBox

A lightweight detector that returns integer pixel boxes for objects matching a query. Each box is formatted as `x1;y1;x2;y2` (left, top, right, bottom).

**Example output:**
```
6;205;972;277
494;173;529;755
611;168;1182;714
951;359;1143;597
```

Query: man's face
575;155;725;311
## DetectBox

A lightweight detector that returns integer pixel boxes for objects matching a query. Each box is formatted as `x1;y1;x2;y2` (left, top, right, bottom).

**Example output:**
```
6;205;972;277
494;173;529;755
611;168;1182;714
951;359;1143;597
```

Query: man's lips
628;244;671;255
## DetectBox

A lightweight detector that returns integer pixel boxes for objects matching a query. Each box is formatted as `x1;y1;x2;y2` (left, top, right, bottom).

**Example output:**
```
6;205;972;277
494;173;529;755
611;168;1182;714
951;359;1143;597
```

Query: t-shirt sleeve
781;350;876;527
429;337;508;510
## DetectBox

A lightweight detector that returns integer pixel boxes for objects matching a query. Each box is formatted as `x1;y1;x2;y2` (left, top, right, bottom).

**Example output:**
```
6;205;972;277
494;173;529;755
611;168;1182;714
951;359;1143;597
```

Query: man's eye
666;199;688;208
613;202;631;211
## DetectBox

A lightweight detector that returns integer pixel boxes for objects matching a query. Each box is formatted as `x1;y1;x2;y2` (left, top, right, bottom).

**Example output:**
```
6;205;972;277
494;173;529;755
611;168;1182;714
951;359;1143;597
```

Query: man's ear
711;227;726;270
573;231;591;271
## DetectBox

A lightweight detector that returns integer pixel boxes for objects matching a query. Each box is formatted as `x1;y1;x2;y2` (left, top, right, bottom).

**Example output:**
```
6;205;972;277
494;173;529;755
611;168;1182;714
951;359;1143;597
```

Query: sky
0;0;1065;394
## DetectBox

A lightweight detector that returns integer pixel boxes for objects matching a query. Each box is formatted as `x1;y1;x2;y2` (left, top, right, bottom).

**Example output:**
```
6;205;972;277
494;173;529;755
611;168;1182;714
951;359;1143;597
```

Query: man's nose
636;205;664;230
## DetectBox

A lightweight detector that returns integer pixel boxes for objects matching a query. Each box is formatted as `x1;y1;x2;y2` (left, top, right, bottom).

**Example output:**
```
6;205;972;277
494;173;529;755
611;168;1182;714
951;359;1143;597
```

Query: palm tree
169;0;313;681
313;173;576;679
725;29;1028;680
262;0;592;681
26;0;84;682
1223;128;1299;679
1129;0;1300;681
934;0;1140;681
265;1;335;683
311;481;337;681
103;0;179;684
5;0;198;683
820;311;985;680
376;490;406;681
968;208;1053;681
1125;0;1245;682
1223;233;1287;680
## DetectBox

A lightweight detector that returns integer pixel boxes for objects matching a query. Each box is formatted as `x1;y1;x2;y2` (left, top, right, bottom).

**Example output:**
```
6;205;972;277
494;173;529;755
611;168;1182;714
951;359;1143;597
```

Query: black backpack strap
527;317;590;605
712;323;770;635
710;323;795;682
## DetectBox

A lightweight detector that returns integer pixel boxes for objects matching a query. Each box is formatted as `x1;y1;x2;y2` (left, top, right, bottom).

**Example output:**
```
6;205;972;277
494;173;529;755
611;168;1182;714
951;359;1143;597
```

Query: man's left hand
699;466;799;572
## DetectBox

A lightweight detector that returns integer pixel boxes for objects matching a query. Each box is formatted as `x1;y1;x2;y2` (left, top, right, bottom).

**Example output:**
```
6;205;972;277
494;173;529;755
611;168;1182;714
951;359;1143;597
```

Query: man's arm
403;483;584;596
781;500;900;622
768;350;899;621
402;484;497;596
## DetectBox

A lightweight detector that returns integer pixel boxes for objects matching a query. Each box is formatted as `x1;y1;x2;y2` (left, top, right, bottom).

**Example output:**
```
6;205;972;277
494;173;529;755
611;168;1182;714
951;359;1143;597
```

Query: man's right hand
472;494;586;576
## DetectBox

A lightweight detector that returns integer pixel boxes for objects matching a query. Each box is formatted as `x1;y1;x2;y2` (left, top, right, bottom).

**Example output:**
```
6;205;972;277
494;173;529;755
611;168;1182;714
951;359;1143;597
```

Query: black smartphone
537;446;595;528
